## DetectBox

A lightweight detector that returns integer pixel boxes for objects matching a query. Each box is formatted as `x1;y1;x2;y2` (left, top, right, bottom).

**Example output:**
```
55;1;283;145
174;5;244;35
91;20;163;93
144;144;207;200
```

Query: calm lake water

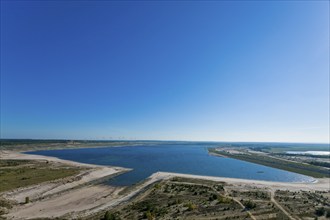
26;145;315;185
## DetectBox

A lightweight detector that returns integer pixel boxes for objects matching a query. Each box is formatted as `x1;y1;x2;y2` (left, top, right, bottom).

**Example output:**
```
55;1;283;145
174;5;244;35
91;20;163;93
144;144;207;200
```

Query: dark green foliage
326;210;330;218
0;198;12;209
243;200;256;209
103;211;121;220
132;200;167;218
144;210;154;220
309;161;330;168
209;194;218;201
185;202;197;211
315;207;325;216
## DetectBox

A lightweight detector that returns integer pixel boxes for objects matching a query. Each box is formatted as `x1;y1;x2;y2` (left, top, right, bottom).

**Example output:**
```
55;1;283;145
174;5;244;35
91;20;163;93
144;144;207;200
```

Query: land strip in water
209;148;329;178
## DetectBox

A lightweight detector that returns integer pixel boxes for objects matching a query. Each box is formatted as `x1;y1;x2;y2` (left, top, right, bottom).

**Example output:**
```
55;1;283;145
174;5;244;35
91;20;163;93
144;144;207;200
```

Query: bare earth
1;151;329;219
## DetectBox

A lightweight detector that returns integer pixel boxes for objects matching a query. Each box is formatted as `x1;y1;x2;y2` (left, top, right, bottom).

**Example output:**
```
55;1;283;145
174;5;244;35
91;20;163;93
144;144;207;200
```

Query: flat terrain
96;176;330;220
0;151;129;219
0;159;80;193
0;139;172;151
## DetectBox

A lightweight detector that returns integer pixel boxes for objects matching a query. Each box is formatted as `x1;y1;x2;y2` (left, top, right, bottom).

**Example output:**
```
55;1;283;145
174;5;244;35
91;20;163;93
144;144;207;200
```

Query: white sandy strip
5;172;163;219
6;184;123;219
151;172;330;192
0;150;116;168
0;151;130;203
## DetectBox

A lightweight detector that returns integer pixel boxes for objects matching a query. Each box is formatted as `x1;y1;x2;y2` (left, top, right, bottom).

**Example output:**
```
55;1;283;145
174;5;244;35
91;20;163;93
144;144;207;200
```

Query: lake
26;144;315;185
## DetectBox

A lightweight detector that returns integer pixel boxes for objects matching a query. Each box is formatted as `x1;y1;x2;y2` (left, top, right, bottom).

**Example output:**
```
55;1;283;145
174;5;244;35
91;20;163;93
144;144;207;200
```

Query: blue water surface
26;145;315;185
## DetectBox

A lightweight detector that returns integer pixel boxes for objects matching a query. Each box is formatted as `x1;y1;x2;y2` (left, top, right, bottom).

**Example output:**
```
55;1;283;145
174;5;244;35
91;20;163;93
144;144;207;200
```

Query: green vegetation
217;195;232;204
93;177;330;220
0;139;139;151
274;190;330;219
87;177;330;220
102;211;121;220
185;202;197;211
209;148;329;178
315;207;325;216
248;143;330;153
309;161;330;168
0;198;12;210
0;159;81;192
98;178;253;220
243;200;257;209
0;139;202;151
327;210;330;218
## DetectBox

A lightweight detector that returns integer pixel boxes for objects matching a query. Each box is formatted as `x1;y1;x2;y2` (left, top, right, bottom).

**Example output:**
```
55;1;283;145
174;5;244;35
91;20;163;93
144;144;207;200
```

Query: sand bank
150;172;330;192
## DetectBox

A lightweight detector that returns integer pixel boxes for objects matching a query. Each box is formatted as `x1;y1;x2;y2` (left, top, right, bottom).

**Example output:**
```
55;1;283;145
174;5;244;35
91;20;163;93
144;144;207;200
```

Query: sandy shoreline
1;150;329;219
0;151;131;219
0;150;125;169
151;172;330;192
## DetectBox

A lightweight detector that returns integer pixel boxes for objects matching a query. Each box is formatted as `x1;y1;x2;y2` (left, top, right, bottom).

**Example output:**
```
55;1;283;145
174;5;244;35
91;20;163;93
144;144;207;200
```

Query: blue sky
1;1;329;143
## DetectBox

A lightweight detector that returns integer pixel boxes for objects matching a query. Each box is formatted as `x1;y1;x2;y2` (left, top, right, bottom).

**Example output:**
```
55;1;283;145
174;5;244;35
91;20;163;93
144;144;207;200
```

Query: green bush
185;202;197;211
243;200;256;209
103;211;120;220
145;211;154;220
315;207;325;216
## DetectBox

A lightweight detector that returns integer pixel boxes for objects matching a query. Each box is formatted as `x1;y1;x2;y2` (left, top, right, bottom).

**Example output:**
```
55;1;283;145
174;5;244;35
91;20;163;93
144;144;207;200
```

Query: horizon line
0;138;329;145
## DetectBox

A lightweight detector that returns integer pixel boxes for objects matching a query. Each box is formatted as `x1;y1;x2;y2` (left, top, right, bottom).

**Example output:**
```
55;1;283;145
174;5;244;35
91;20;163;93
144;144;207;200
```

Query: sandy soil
3;170;163;219
0;150;122;169
0;151;130;203
151;172;330;192
0;151;131;219
7;185;123;219
1;151;329;219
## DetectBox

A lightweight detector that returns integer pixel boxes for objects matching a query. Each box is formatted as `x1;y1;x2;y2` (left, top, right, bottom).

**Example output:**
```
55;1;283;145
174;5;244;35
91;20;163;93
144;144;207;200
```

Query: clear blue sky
1;1;329;143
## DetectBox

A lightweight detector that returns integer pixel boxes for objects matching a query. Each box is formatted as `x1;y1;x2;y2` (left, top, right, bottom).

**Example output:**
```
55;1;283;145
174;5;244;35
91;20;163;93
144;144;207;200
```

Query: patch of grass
0;160;80;192
0;160;30;167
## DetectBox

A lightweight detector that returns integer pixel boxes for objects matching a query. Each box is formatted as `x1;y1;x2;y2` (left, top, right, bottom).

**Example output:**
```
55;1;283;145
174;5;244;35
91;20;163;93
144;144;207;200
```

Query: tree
145;211;154;220
315;207;325;216
243;200;256;209
103;211;120;220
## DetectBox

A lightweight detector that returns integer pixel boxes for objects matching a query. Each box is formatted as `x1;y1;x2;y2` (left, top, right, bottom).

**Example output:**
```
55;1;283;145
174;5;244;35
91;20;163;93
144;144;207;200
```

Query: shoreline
0;150;132;219
1;150;329;219
150;172;330;192
2;149;328;188
0;150;126;169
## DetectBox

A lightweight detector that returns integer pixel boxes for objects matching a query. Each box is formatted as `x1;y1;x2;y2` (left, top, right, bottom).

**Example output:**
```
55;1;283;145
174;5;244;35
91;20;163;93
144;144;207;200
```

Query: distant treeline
309;161;330;169
276;153;330;159
0;139;71;145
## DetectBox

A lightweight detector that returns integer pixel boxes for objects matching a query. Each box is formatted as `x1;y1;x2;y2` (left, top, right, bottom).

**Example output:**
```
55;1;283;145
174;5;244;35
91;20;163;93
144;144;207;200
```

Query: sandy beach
1;151;329;219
